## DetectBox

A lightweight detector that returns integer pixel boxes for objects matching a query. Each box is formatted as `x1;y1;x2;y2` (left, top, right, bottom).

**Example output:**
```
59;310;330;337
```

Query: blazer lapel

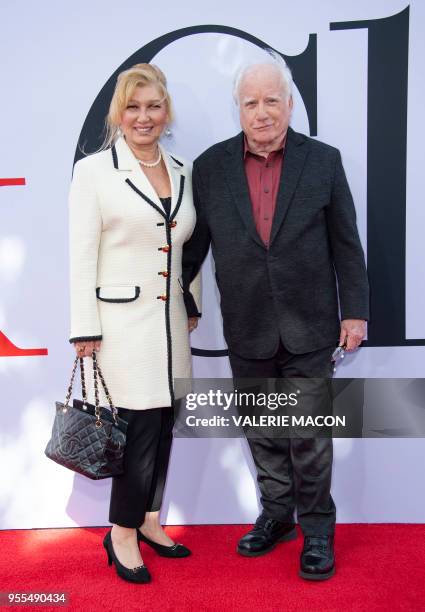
113;136;162;209
222;133;265;249
269;127;310;246
113;136;184;219
160;146;185;219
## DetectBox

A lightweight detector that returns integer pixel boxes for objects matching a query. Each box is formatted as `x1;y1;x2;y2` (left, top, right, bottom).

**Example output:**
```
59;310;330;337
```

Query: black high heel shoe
103;530;151;583
137;529;191;558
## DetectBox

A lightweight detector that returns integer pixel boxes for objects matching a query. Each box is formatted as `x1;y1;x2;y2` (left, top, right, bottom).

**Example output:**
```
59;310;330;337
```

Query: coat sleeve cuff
183;291;202;318
340;313;369;322
69;335;103;344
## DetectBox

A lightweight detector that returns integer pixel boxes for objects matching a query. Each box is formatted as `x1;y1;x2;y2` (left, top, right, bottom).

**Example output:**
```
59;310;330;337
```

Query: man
183;53;369;580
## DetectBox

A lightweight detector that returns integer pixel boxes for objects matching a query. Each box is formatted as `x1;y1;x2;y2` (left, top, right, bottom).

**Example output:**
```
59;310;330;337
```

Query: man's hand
74;340;101;358
339;320;366;351
188;317;199;333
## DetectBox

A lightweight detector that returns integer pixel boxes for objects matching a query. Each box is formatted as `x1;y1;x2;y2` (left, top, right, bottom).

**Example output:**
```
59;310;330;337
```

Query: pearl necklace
136;148;162;168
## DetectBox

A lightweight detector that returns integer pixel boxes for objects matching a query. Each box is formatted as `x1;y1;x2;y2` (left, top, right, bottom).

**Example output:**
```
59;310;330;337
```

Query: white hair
233;49;293;105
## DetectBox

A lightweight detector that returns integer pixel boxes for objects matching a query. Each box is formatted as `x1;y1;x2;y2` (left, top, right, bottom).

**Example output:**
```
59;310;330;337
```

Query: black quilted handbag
45;351;127;479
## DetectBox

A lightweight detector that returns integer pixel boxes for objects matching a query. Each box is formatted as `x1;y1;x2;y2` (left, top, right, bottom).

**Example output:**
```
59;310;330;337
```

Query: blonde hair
101;63;173;150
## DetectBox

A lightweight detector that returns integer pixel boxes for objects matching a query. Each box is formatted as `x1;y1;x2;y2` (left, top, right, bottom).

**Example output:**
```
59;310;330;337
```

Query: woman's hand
188;317;198;333
74;340;102;358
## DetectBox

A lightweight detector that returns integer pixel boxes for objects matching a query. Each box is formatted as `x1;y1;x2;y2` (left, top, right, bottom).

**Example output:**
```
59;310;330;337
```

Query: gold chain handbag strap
92;351;118;422
63;356;79;410
92;350;100;427
91;351;118;427
63;352;118;427
79;357;87;407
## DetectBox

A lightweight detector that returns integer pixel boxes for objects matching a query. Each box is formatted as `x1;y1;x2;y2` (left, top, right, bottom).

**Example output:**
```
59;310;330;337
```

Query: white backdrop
0;0;424;529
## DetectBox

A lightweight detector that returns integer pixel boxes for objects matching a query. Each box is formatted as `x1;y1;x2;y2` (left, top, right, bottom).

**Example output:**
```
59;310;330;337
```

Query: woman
69;63;201;583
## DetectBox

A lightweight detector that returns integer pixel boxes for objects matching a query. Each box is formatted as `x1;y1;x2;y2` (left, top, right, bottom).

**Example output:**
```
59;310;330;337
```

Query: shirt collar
243;133;287;161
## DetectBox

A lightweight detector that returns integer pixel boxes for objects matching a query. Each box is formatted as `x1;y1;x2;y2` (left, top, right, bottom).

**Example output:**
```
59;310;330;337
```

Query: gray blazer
183;127;369;358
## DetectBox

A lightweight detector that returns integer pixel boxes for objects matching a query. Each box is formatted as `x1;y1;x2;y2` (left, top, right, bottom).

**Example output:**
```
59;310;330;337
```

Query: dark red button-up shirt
244;136;285;246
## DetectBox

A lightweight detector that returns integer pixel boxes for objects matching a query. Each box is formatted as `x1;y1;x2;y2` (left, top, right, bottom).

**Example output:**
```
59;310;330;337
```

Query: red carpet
0;525;423;611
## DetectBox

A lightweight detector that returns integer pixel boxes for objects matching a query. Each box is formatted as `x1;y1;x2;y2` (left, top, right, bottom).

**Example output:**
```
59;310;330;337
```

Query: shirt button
264;187;270;193
264;216;269;221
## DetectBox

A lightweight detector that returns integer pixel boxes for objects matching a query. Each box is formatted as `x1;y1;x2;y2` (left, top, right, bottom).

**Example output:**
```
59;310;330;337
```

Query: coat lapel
160;146;185;219
112;136;184;219
269;127;310;246
222;133;265;249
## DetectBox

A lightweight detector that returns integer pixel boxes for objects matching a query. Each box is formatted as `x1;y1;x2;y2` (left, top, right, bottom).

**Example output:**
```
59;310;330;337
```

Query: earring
164;126;172;138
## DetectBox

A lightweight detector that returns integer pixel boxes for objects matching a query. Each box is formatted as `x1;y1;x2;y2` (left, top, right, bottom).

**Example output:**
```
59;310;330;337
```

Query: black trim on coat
96;286;140;303
125;179;167;218
192;348;227;357
122;167;186;407
170;175;185;222
163;175;186;405
170;155;183;167
164;219;174;404
69;335;103;344
125;175;185;223
111;145;118;169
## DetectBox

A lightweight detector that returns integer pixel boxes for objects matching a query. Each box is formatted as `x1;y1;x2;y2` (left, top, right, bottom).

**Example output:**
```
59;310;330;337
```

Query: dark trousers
109;406;174;528
228;342;336;536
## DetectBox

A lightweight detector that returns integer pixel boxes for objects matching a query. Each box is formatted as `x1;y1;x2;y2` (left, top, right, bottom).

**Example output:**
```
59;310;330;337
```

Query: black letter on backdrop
332;7;423;347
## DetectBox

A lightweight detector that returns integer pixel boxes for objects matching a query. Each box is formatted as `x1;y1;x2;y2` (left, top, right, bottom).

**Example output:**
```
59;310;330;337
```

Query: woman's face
120;84;169;150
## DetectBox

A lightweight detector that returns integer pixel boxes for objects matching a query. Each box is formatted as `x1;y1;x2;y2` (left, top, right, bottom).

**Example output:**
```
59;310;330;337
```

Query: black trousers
109;406;174;528
228;342;336;536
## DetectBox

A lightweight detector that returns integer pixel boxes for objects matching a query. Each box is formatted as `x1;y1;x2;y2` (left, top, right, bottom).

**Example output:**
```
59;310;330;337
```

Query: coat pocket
96;286;140;303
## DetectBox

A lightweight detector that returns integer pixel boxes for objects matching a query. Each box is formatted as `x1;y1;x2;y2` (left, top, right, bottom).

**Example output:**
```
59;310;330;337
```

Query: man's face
238;65;293;150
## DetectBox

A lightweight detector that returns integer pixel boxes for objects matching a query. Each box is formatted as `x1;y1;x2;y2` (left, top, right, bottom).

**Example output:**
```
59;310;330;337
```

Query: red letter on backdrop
1;177;48;356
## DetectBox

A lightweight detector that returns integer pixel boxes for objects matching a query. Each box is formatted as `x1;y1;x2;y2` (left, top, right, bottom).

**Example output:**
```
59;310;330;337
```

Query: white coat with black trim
69;136;201;410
